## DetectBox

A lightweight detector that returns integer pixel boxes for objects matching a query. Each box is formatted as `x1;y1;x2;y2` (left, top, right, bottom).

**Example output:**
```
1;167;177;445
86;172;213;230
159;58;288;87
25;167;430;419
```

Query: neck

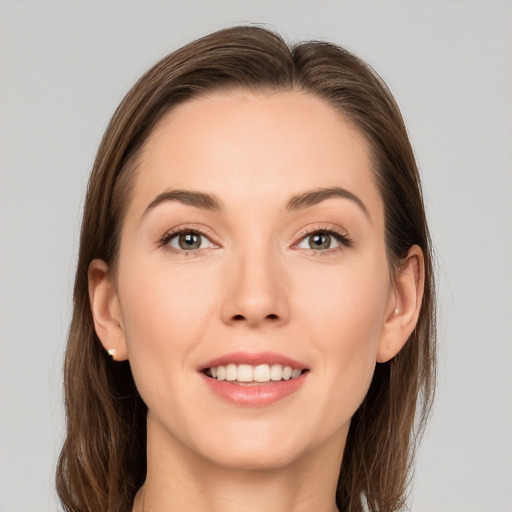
135;414;344;512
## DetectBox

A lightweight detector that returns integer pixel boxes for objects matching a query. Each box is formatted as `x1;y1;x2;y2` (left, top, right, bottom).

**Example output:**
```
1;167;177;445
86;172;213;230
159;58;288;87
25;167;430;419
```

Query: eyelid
291;224;353;252
157;224;220;252
156;223;352;255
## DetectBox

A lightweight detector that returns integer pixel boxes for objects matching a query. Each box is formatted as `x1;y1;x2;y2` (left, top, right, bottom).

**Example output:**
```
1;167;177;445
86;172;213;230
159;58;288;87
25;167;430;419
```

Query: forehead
128;90;383;222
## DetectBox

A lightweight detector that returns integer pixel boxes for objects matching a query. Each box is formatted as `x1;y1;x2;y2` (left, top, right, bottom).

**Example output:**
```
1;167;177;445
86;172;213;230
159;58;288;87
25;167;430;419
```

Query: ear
377;245;425;363
88;259;128;361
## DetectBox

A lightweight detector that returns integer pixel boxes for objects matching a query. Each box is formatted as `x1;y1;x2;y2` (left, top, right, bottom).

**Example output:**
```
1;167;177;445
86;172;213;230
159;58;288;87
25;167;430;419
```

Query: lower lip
201;372;307;406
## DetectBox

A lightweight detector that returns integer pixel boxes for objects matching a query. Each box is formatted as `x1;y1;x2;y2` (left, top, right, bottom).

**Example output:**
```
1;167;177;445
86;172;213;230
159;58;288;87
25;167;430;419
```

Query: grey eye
179;233;201;250
168;232;209;251
296;231;342;251
309;233;332;250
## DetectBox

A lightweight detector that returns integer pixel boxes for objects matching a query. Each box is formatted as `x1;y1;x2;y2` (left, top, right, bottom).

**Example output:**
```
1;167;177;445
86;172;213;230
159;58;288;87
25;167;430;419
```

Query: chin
178;418;308;471
201;442;303;472
190;416;342;473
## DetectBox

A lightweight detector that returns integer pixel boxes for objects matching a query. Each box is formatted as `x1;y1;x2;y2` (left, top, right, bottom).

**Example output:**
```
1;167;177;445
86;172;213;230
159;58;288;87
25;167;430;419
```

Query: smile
200;352;309;405
204;364;304;384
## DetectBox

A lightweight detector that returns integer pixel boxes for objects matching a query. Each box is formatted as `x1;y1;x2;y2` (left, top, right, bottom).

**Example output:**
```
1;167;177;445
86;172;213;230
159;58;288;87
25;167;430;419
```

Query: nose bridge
221;240;289;327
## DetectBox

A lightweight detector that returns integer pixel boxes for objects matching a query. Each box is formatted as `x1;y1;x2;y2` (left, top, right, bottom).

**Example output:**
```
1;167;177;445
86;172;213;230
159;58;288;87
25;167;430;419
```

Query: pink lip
200;372;308;407
199;351;307;371
199;351;309;407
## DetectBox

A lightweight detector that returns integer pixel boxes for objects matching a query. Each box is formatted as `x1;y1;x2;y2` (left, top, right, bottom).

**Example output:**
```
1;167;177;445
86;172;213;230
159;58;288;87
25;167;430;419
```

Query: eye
171;232;204;250
294;227;353;253
296;231;340;250
159;228;216;253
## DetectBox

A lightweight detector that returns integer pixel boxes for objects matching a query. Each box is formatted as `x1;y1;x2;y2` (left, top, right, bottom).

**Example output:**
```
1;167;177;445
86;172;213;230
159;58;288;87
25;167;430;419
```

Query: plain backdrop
0;1;511;511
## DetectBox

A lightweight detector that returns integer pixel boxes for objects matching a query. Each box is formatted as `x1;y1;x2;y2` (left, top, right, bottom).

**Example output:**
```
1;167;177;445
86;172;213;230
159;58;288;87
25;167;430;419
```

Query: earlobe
377;245;425;363
88;259;129;361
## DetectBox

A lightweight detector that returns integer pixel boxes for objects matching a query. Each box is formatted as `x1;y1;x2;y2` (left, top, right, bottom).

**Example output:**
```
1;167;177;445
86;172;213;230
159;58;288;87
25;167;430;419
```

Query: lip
199;351;309;407
199;351;307;371
200;372;308;406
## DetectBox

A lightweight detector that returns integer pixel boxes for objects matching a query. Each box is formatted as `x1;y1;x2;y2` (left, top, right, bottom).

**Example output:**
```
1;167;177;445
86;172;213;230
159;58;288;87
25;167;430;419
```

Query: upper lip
199;351;308;371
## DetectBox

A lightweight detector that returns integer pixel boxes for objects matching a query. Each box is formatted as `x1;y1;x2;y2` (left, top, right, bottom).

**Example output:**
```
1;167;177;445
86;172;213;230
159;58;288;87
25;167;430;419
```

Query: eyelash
157;225;217;257
294;225;353;255
157;224;353;256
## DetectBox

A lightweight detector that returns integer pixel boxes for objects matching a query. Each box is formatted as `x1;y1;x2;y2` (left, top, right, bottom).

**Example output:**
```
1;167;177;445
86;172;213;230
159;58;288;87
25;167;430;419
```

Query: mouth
199;352;309;405
203;364;307;385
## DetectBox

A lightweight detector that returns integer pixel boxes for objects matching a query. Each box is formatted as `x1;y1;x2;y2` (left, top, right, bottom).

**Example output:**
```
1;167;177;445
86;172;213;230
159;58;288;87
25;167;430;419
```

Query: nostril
231;313;279;322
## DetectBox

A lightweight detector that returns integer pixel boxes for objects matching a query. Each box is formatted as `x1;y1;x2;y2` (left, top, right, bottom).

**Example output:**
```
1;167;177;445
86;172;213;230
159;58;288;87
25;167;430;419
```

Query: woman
56;25;436;512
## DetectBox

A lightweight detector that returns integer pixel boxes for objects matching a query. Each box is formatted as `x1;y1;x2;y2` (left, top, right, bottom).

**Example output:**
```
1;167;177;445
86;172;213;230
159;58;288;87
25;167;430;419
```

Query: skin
89;90;424;512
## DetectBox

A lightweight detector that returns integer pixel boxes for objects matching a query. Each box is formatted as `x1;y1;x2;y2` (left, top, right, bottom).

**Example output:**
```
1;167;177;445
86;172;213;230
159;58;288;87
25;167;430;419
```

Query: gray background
1;1;511;511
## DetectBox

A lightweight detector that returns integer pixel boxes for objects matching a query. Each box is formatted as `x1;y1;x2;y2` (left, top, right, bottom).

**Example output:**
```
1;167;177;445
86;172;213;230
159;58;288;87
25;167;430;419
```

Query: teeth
253;364;270;382
226;364;237;381
237;364;253;382
206;363;303;383
270;364;283;381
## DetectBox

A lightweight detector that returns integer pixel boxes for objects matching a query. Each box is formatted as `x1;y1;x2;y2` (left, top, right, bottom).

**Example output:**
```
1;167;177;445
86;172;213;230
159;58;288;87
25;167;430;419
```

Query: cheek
294;258;390;408
120;256;217;336
296;255;390;343
116;258;219;397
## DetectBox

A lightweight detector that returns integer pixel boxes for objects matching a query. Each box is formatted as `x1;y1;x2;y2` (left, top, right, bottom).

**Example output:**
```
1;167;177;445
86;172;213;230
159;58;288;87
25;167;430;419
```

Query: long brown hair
56;25;436;512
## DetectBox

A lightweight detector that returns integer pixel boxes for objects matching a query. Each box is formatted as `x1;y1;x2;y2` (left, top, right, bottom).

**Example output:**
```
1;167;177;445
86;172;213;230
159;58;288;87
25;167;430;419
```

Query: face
107;91;398;470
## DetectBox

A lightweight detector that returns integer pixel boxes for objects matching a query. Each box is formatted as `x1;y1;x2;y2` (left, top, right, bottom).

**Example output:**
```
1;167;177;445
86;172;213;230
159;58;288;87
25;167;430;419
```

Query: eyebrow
143;189;222;217
142;186;369;219
286;187;369;218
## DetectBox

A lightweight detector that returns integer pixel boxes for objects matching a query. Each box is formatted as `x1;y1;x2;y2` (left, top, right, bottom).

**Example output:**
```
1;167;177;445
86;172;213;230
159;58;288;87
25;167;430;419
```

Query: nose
220;249;290;328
